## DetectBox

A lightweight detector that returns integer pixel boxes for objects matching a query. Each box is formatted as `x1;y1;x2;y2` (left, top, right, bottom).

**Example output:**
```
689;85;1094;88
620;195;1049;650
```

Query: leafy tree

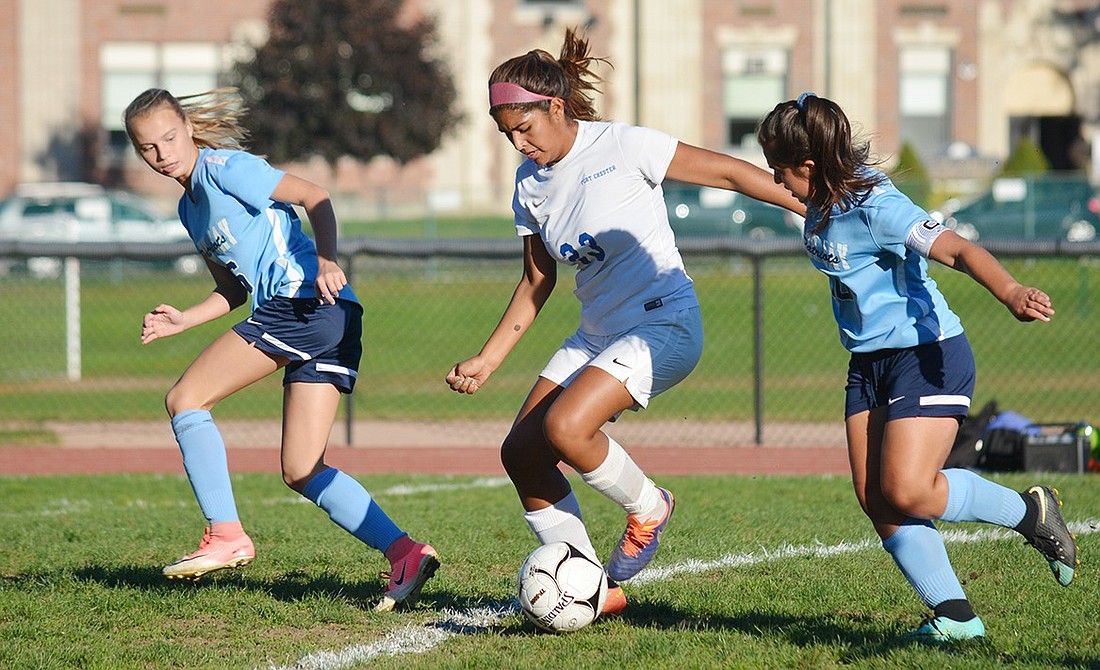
890;141;931;208
999;136;1051;177
231;0;462;166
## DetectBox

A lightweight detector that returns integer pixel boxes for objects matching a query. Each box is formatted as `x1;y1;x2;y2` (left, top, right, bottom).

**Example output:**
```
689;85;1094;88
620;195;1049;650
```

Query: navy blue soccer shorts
232;297;363;394
844;333;974;420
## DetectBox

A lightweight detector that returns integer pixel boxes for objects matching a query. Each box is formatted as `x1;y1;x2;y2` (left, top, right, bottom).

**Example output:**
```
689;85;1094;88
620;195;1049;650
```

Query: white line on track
265;519;1099;670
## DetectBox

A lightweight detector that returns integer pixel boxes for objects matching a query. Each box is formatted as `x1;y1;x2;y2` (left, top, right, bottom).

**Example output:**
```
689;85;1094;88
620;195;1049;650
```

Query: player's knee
500;434;530;478
881;481;931;517
501;431;555;480
164;383;213;418
541;408;587;454
280;465;313;493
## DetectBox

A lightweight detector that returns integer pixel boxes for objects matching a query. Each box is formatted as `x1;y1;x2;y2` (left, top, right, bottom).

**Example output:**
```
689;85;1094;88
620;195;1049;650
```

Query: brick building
4;0;1099;215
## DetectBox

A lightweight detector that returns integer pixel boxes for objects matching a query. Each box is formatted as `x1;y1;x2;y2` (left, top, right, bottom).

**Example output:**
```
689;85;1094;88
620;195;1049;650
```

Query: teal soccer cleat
906;615;986;642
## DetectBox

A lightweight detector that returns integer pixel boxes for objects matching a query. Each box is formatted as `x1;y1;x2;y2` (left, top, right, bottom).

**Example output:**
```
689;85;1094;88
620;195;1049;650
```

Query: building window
722;49;787;150
101;42;223;152
898;46;952;154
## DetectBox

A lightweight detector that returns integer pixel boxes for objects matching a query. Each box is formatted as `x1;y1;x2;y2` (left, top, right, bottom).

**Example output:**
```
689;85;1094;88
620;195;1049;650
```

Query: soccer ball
517;542;608;633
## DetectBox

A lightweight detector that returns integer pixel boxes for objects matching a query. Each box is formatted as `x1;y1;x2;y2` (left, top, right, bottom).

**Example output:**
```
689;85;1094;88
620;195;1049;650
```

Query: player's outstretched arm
664;142;806;216
928;228;1054;323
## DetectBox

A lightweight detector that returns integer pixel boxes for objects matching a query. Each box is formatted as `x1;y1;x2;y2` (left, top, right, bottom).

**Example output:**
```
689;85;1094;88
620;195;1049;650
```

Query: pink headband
489;82;555;108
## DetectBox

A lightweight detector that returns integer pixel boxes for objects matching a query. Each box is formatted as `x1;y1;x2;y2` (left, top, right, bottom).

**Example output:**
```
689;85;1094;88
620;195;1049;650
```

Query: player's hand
1005;285;1054;322
141;304;186;344
315;258;347;305
446;358;491;395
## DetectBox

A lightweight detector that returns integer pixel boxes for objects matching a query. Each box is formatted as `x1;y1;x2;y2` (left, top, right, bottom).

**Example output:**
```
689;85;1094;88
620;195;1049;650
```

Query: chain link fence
2;238;1098;450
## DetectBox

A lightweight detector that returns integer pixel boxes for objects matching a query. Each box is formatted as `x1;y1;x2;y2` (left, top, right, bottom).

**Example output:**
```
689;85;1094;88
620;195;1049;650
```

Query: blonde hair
489;28;608;122
124;87;250;152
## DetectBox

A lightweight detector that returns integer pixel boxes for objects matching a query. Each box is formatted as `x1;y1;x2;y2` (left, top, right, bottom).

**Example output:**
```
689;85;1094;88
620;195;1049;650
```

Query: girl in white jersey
756;93;1078;642
446;30;803;614
124;88;438;611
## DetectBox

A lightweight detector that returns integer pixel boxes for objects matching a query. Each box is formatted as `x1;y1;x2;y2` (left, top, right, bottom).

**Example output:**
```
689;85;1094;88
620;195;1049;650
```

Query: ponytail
756;93;882;232
488;28;608;121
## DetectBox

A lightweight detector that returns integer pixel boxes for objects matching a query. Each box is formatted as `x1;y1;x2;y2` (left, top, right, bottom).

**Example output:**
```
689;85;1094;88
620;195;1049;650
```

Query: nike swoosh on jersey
888;396;905;405
611;358;631;368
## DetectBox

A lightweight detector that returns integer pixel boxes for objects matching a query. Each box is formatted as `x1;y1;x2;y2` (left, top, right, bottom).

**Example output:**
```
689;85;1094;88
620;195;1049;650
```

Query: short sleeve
904;218;947;257
867;182;937;256
513;188;538;236
213;152;286;210
615;125;679;184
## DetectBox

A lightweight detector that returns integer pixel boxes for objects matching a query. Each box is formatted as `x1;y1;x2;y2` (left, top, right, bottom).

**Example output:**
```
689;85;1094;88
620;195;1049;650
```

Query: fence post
343;252;354;446
65;256;81;382
752;255;764;444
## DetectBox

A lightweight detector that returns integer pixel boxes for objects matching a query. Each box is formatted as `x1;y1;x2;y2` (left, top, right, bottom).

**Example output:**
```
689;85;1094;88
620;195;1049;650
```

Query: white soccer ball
517;541;608;633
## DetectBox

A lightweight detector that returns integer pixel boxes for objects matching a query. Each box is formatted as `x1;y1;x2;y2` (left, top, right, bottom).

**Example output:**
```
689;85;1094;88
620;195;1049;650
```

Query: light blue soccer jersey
179;148;357;311
802;171;962;352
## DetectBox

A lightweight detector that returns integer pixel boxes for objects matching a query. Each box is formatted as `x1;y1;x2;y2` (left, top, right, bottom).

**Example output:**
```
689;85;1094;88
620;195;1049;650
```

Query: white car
0;182;199;276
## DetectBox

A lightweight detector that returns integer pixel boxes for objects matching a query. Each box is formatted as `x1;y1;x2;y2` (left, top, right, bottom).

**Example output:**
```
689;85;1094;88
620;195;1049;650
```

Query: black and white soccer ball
517;541;608;633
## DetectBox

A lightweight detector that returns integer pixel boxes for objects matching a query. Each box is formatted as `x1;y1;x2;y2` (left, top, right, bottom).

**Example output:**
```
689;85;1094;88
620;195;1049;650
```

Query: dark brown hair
756;94;883;233
488;28;607;122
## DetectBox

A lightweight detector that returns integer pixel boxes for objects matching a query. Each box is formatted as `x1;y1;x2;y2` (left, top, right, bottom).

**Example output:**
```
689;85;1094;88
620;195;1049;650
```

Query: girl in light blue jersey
757;93;1078;642
124;88;438;611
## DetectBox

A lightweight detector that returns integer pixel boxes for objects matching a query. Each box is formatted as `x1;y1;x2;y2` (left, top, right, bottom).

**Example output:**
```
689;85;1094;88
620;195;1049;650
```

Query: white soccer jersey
512;121;698;335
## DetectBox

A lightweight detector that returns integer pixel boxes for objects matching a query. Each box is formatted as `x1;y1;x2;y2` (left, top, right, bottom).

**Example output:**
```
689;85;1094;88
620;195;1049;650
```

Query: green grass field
3;256;1099;434
0;471;1096;669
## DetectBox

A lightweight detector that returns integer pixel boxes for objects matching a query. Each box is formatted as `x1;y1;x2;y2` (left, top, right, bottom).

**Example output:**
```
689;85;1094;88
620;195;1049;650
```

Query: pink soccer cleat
375;535;441;612
163;526;255;581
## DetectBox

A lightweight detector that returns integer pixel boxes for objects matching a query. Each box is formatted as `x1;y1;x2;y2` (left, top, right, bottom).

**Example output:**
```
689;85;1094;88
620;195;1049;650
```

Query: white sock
523;491;599;561
581;437;663;520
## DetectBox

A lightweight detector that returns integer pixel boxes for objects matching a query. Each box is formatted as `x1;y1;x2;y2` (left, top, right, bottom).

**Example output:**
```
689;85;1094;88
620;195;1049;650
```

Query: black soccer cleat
1019;485;1078;587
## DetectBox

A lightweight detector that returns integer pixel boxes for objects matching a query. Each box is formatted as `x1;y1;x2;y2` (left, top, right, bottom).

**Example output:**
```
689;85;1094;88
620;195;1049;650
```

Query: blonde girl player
124;88;438;611
756;92;1078;641
445;29;803;614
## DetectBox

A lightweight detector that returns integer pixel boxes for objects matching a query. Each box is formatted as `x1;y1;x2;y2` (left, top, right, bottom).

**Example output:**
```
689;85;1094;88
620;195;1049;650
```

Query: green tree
231;0;462;166
890;142;931;208
999;136;1051;176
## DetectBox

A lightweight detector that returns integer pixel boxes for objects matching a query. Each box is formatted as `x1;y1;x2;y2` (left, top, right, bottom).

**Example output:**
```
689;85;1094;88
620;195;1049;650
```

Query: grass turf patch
0;471;1096;669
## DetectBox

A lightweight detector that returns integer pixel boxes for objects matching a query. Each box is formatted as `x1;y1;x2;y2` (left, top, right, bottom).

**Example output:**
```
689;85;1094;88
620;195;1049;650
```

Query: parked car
663;180;803;238
935;175;1100;242
0;182;200;277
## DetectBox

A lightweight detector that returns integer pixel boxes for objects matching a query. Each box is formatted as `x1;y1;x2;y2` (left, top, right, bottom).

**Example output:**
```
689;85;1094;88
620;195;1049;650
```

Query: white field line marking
263;605;517;670
631;519;1098;585
5;477;514;519
266;519;1099;670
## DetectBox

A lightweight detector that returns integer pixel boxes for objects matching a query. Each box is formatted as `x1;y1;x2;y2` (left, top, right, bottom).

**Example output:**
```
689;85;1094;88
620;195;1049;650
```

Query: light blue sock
940;468;1026;527
302;467;405;553
882;519;966;608
171;409;239;524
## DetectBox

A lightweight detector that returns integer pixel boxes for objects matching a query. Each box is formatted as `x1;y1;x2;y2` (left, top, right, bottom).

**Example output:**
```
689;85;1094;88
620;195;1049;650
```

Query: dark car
662;180;803;238
937;175;1099;242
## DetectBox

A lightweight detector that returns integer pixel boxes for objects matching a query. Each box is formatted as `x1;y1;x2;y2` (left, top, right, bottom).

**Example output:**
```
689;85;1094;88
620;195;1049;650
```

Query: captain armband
904;219;946;257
